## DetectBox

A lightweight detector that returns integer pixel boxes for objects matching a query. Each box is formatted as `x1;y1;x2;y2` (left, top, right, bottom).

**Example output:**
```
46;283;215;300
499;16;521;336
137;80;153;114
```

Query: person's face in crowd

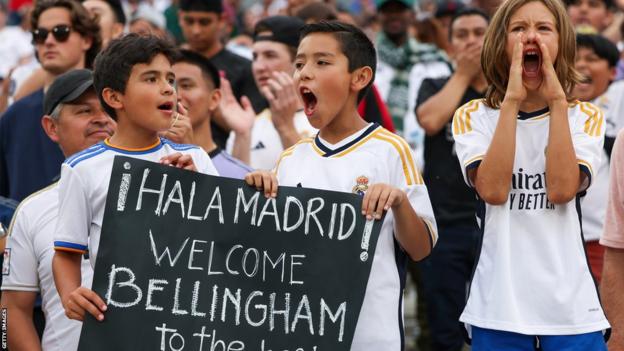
0;7;7;29
83;0;123;48
129;19;165;38
294;33;356;129
574;46;615;101
35;7;92;75
504;1;559;91
252;37;295;91
567;0;612;32
172;62;220;129
450;14;488;56
179;11;222;53
106;54;177;133
42;90;116;157
379;1;413;39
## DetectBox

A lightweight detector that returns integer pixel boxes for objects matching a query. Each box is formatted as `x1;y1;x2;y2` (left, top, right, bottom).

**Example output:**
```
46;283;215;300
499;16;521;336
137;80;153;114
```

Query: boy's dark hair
299;21;376;103
176;49;221;89
179;0;222;13
577;33;620;67
93;33;179;119
32;0;102;69
564;0;614;10
449;7;490;40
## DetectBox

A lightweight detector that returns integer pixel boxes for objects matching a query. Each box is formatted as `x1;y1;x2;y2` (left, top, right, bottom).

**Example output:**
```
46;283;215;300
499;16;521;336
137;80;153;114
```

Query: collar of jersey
313;123;380;157
517;106;549;120
102;137;164;154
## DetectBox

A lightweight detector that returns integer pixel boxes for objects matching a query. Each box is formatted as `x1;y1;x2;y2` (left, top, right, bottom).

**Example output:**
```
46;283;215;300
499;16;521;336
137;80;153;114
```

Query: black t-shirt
209;49;268;149
416;77;484;229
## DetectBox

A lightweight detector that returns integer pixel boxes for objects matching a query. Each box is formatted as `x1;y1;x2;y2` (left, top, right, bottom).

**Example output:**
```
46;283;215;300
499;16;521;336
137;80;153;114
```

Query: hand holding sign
79;157;384;351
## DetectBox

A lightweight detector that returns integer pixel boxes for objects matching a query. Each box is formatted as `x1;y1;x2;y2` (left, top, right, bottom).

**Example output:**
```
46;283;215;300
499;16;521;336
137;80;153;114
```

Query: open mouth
522;48;541;78
300;87;318;117
157;101;174;113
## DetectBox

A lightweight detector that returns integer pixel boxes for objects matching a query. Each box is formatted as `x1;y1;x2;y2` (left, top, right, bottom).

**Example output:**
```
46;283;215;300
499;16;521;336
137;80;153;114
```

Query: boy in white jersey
452;0;609;349
52;34;219;323
246;21;437;350
1;69;115;351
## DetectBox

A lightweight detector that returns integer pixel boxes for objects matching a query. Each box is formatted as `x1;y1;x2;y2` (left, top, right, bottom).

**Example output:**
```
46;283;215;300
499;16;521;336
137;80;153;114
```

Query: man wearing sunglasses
0;0;101;203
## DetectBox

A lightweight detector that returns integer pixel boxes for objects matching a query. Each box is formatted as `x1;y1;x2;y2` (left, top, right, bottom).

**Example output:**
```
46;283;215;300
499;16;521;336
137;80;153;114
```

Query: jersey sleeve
192;148;219;177
1;204;39;292
574;102;606;192
601;130;624;248
53;164;90;254
381;130;438;250
451;99;491;187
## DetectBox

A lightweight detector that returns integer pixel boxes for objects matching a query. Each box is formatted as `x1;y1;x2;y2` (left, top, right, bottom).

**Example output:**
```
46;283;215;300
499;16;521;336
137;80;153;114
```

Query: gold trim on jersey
463;154;485;168
274;137;315;172
424;219;438;246
577;159;594;178
580;102;604;137
6;182;59;238
452;99;482;135
373;130;423;186
333;130;380;158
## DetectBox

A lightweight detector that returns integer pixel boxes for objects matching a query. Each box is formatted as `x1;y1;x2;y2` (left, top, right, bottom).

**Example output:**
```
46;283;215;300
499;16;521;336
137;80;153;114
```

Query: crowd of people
0;0;623;350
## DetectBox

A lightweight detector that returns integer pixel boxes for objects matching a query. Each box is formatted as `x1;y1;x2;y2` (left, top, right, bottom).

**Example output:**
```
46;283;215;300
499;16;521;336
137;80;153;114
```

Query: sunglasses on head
32;24;72;45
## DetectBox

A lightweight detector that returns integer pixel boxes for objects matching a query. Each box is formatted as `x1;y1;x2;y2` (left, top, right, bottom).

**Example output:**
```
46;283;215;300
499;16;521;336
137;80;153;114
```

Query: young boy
52;34;219;322
172;49;253;179
246;21;437;350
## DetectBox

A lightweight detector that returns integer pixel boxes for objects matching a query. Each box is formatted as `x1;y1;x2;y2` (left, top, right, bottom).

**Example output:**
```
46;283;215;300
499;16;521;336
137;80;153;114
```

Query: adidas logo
253;141;266;150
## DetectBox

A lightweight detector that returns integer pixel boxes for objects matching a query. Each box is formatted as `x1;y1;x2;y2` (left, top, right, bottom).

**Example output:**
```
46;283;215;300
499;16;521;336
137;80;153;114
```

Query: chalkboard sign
78;156;383;351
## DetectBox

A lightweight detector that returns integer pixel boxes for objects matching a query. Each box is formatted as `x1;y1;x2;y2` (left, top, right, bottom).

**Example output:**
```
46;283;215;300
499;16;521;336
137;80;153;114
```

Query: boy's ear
102;88;123;110
350;66;374;94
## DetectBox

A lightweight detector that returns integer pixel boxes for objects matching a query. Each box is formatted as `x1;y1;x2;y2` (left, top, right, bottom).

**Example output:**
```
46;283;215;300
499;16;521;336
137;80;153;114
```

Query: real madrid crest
352;175;369;196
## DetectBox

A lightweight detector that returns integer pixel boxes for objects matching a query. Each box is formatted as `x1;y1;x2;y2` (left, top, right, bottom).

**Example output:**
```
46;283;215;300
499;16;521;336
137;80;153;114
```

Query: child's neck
318;106;369;145
519;90;549;113
107;119;161;150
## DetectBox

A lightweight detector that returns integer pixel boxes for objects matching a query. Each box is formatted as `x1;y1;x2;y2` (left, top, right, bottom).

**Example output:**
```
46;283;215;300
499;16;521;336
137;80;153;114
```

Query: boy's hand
62;286;107;322
503;33;527;105
536;35;567;105
160;153;197;171
160;102;194;144
245;170;278;198
362;183;407;220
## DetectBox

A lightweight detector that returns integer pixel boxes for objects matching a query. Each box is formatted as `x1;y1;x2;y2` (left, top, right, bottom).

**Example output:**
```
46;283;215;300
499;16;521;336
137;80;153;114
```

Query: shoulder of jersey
575;100;604;137
64;142;109;168
161;138;200;152
369;127;424;185
452;98;487;136
7;182;58;237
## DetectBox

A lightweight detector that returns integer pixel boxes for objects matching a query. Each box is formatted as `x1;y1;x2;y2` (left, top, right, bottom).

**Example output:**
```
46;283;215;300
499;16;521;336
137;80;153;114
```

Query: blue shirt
0;89;65;201
209;148;253;179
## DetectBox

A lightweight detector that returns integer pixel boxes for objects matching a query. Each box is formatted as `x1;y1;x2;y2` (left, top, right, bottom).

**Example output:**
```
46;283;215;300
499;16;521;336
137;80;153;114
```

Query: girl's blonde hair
481;0;582;108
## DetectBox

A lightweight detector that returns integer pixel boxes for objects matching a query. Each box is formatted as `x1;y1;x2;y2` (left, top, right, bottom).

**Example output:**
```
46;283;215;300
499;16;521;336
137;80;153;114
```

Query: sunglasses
32;25;72;45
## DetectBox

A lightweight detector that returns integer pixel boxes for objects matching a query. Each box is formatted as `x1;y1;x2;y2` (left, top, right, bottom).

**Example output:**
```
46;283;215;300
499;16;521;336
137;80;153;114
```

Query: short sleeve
415;77;446;108
53;164;90;254
601;130;624;248
451;99;491;187
192;148;219;176
573;102;606;192
1;205;39;292
380;130;438;249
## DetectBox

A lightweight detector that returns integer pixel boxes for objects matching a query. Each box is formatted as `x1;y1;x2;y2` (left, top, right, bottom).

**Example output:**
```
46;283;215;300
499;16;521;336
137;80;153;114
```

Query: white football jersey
226;108;316;170
453;99;610;335
2;183;93;351
275;123;437;350
53;138;219;267
582;81;624;241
